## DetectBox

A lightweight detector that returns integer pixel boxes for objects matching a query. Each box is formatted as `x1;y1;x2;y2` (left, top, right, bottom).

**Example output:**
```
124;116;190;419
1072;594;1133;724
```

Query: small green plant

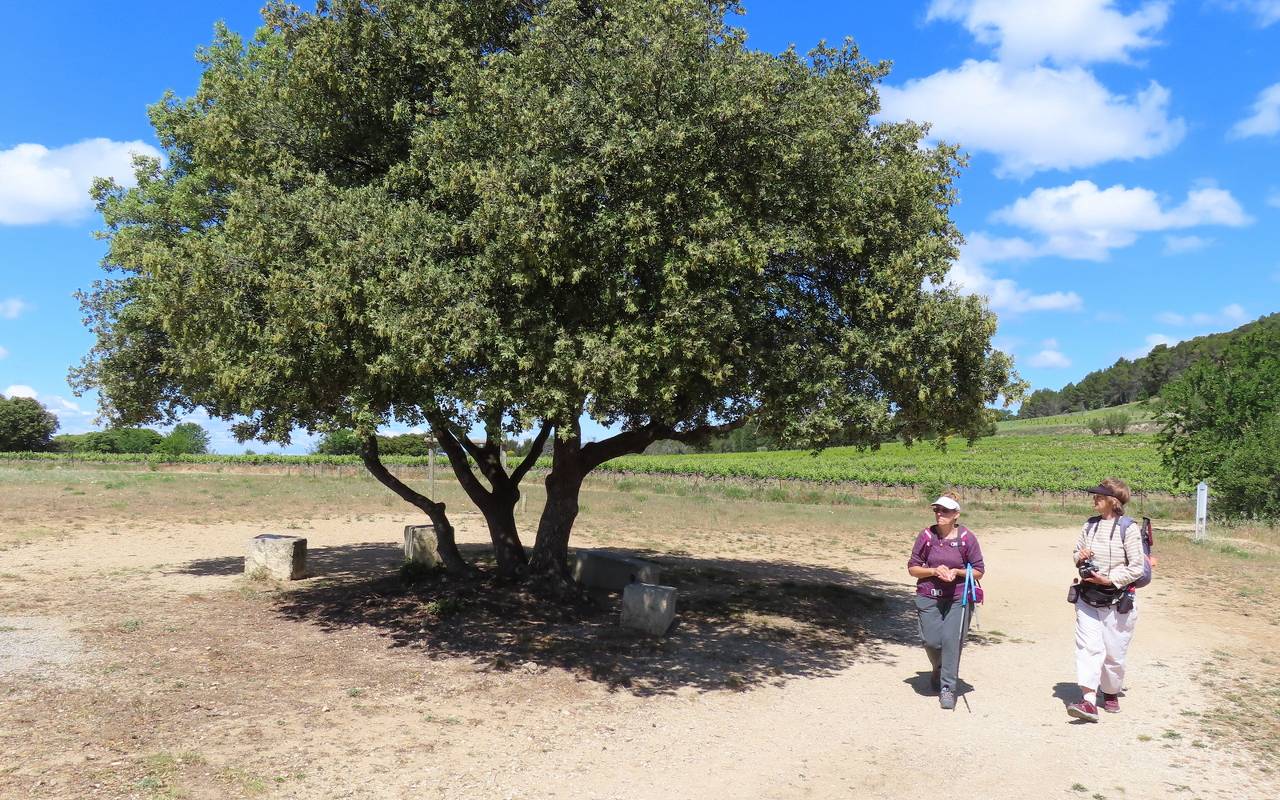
1162;730;1182;740
120;619;143;633
346;688;364;698
1136;734;1152;742
1085;417;1107;436
424;597;463;616
399;559;437;583
1071;783;1088;793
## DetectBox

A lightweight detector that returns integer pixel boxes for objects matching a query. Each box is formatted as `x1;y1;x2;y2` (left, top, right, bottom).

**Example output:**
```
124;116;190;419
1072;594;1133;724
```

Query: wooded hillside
1018;313;1279;418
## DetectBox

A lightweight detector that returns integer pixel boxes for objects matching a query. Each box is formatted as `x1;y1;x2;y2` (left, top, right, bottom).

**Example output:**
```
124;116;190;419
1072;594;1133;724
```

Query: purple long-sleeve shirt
908;526;985;600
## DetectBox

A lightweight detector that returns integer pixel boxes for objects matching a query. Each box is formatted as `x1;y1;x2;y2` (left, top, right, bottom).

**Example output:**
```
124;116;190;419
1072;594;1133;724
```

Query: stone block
245;534;307;580
571;550;660;592
621;583;677;636
403;525;441;568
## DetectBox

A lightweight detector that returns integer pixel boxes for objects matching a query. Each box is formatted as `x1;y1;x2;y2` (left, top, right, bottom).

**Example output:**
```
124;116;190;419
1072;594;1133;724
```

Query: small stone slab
572;550;660;593
403;525;441;568
621;583;678;636
245;534;307;580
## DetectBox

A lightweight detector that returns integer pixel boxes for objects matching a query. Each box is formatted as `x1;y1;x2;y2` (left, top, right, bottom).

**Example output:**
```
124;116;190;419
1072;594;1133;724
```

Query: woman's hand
1076;548;1094;564
1082;572;1112;586
934;566;957;582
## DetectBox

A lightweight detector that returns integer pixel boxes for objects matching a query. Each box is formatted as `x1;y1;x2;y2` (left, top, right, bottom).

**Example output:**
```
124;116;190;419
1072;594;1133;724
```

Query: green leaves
1156;319;1280;518
0;396;59;452
77;0;1015;461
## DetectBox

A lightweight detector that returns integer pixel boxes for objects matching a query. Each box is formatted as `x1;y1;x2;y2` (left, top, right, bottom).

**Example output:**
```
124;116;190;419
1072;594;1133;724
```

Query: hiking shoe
1067;700;1099;722
1102;693;1120;713
930;668;941;693
939;689;956;710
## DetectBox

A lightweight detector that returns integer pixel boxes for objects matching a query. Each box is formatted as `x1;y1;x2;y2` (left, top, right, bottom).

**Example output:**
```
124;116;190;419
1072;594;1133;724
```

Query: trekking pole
957;564;975;709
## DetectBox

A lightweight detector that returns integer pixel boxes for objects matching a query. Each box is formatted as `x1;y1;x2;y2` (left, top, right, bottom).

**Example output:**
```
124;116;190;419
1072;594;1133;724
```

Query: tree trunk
358;434;471;575
529;466;584;578
422;503;471;576
478;491;528;577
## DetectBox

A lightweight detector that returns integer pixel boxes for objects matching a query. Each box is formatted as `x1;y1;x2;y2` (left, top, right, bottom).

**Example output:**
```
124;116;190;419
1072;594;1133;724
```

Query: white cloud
1042;338;1059;349
1028;348;1072;368
879;61;1185;177
3;384;38;399
1269;189;1280;208
0;345;7;360
927;0;1170;66
1230;83;1280;139
0;138;161;226
992;180;1251;260
0;297;29;319
1162;234;1212;255
947;256;1084;314
1127;333;1181;359
1218;1;1280;27
992;335;1023;354
1155;304;1249;327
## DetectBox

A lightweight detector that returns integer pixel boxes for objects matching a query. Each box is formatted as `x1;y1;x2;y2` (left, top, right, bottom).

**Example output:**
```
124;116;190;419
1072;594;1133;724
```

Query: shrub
1085;417;1107;436
1102;412;1131;436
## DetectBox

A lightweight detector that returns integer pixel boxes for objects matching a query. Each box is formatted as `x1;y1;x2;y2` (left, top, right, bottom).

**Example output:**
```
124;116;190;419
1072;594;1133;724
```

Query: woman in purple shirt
907;492;985;710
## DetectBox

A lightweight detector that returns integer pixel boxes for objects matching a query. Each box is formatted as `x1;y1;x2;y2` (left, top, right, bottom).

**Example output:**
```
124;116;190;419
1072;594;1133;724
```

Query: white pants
1075;599;1138;693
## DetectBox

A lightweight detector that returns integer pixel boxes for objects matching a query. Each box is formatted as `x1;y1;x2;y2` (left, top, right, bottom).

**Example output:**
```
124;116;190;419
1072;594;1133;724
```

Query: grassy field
603;433;1178;495
996;401;1157;435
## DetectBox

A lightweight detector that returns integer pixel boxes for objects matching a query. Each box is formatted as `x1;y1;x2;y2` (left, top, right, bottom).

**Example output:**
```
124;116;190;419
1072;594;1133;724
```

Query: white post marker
1195;481;1209;542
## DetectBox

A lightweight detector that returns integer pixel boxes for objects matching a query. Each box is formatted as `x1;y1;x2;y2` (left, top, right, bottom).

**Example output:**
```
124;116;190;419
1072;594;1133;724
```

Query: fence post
1194;481;1209;542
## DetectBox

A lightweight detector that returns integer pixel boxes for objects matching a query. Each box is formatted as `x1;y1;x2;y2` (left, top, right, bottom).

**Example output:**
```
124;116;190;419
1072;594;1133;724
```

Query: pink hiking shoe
1067;700;1100;722
1102;693;1121;713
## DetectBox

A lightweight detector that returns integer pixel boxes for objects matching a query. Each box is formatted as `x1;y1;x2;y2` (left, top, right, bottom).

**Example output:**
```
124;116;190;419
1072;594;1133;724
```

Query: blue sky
1;1;1278;452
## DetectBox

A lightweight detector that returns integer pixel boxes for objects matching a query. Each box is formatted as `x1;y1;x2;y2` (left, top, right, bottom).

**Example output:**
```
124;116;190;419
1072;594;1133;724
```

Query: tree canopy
0;396;59;452
1156;322;1280;519
76;0;1017;580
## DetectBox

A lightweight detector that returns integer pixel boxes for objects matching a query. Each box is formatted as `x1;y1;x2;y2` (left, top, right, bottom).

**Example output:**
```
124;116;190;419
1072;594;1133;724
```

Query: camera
1077;559;1098;579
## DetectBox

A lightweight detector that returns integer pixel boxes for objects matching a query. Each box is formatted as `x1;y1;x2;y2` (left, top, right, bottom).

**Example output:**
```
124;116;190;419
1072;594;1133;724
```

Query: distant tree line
1019;313;1279;418
315;430;434;456
0;396;210;454
53;422;211;455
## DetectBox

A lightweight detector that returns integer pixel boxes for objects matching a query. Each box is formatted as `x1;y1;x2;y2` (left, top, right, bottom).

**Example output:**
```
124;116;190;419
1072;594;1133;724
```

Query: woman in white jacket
1067;477;1147;723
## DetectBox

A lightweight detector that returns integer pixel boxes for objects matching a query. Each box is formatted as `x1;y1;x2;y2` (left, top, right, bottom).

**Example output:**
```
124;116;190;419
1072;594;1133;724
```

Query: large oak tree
76;0;1017;580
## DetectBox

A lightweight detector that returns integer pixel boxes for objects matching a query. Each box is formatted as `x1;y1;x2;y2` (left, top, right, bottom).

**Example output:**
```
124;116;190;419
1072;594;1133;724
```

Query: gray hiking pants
915;594;972;691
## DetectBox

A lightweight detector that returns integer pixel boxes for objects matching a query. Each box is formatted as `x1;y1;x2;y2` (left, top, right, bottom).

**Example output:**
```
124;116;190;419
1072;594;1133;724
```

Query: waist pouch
1078;583;1125;608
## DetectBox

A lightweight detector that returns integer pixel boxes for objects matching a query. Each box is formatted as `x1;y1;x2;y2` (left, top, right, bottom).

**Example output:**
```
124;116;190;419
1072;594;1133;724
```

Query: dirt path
1;514;1275;799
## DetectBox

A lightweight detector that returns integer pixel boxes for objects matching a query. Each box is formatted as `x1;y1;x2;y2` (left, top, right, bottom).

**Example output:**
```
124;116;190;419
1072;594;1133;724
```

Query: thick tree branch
428;418;494;504
358;433;438;513
579;417;748;472
511;422;552;485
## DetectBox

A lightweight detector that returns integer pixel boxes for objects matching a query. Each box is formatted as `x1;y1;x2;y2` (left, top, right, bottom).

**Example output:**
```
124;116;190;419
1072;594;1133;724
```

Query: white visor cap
931;496;960;512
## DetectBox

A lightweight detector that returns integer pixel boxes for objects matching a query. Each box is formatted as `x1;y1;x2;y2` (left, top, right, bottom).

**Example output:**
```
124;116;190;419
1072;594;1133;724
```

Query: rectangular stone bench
572;550;660;593
621;583;678;636
245;534;307;580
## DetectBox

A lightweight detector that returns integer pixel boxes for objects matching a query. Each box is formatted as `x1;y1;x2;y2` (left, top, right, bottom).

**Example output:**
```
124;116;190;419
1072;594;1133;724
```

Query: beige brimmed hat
931;496;961;512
